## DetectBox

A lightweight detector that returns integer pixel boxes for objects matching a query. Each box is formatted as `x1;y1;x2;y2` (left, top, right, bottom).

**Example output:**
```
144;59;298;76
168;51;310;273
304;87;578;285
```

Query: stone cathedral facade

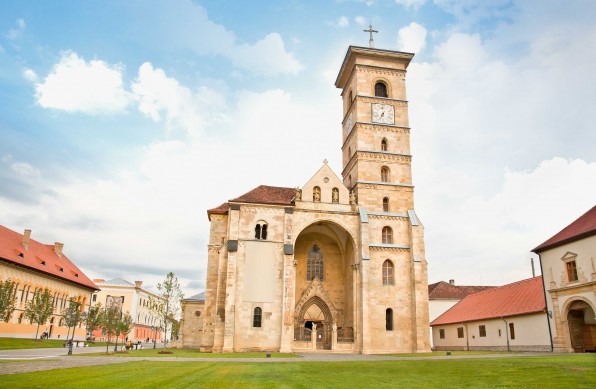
198;46;430;354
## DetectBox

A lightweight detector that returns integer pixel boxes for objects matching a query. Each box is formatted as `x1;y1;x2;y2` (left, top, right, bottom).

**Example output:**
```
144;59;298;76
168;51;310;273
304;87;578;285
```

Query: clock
371;103;394;125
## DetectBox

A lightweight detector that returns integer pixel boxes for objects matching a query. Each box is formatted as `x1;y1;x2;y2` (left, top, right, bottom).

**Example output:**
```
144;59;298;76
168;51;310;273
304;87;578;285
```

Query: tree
0;279;17;323
85;303;103;340
118;312;133;344
101;302;122;354
149;272;184;349
24;288;54;339
64;297;82;340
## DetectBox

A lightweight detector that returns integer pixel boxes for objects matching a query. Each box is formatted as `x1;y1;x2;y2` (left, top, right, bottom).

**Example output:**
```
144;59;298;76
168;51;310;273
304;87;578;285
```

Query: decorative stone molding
242;207;285;215
369;245;410;253
294;277;337;321
357;151;412;164
351;263;360;271
358;95;408;107
355;65;406;79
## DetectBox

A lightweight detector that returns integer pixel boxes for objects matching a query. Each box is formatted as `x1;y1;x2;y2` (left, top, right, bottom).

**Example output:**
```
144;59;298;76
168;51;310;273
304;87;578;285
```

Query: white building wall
432;313;550;351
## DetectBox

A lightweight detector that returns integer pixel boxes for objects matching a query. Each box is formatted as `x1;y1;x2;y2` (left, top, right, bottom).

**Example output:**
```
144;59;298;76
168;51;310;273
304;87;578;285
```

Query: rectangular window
479;325;486;337
92;294;97;302
439;329;445;339
498;329;502;337
509;323;515;340
457;327;464;338
566;261;578;282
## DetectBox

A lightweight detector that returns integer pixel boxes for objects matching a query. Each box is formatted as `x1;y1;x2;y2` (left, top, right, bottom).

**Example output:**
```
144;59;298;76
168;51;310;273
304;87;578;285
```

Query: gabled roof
428;281;495;300
533;205;596;253
430;276;545;326
0;225;97;291
207;185;295;220
183;291;205;302
96;278;134;287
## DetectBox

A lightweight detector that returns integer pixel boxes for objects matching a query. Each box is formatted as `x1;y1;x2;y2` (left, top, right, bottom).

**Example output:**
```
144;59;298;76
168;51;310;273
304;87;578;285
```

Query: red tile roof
430;276;545;326
533;205;596;253
428;281;495;300
207;185;295;220
0;225;98;291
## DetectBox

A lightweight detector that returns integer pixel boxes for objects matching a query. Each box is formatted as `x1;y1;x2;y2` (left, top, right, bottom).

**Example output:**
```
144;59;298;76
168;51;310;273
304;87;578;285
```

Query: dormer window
18;253;24;258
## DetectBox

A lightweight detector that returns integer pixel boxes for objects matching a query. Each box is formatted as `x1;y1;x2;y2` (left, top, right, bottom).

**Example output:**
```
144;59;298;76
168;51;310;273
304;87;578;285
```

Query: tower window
313;186;321;202
381;138;388;151
375;82;388;98
386;308;393;331
382;260;394;285
307;245;324;281
383;197;389;212
253;307;262;328
382;226;393;244
381;166;390;182
255;222;268;240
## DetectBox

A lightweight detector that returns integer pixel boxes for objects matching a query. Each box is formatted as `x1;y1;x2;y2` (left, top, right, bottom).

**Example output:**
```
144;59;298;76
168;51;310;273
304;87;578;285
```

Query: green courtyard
1;354;594;388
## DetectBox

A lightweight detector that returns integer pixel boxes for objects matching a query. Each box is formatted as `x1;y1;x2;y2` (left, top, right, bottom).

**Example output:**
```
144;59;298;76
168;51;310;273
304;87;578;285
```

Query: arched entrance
566;300;596;353
297;296;333;350
292;220;357;351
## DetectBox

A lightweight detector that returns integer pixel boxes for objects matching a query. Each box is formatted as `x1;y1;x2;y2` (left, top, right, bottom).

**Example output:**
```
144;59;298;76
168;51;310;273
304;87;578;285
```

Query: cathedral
194;45;430;354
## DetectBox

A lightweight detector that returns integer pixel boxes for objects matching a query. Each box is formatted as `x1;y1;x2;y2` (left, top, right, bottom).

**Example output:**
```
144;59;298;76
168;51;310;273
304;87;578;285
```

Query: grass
387;350;514;357
0;354;594;388
0;337;109;350
83;348;299;358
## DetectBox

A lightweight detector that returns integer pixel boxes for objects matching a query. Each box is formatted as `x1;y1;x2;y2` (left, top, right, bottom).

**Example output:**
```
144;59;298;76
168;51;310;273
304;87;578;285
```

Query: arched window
383;260;394;285
381;166;390;182
255;222;268;240
381;138;388;151
382;226;393;244
313;186;321;202
253;307;262;328
383;197;389;212
375;82;388;98
386;308;393;331
307;245;324;281
332;187;339;203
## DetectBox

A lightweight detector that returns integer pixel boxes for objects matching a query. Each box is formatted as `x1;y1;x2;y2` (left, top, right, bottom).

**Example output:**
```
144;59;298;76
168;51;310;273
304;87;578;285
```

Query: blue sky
1;0;595;295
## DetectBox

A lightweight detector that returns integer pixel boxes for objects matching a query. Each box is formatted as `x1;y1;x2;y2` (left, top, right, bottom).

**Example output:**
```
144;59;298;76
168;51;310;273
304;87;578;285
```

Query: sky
1;0;595;296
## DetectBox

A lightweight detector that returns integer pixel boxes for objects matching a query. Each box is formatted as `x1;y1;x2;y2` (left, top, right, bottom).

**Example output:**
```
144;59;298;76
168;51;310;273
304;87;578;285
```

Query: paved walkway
0;349;557;375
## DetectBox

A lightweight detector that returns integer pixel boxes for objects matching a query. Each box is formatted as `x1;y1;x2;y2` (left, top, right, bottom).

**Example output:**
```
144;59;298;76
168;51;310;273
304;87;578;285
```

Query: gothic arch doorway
297;296;333;350
566;300;596;353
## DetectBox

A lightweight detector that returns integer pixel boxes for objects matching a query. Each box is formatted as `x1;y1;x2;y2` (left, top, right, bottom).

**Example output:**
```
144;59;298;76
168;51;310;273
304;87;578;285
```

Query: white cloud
22;68;38;82
397;22;427;53
327;16;350;28
230;33;303;76
7;18;26;40
354;16;368;26
10;162;40;178
425;158;596;285
395;0;427;9
35;52;133;114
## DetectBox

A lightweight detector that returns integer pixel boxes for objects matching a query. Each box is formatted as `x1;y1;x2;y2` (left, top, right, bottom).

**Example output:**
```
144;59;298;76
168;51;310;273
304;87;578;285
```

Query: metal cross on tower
363;23;378;48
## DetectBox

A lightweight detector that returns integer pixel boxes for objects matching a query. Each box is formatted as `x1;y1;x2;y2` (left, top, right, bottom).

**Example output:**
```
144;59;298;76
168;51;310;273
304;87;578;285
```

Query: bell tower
335;45;430;353
335;46;414;212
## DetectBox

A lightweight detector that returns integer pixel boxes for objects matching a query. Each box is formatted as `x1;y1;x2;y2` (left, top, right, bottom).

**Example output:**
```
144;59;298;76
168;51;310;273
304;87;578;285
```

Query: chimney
93;279;105;284
449;279;455;285
54;242;64;257
135;281;143;288
22;229;31;250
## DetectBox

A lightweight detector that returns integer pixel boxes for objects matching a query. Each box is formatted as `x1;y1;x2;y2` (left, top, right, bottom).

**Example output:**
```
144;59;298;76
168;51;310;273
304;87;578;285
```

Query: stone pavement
0;349;557;375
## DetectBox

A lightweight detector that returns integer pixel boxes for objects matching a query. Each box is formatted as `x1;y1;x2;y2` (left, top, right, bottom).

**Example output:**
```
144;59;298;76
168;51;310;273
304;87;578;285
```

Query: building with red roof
427;279;495;348
0;225;97;340
532;204;596;353
430;276;550;351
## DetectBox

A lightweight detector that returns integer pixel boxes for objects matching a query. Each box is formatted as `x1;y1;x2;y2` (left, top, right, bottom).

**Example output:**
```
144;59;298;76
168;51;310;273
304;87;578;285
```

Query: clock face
371;103;394;125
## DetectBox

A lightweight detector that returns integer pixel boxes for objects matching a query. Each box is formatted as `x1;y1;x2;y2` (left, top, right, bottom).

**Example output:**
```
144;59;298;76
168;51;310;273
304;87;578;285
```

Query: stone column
311;324;317;350
279;207;296;353
332;323;338;350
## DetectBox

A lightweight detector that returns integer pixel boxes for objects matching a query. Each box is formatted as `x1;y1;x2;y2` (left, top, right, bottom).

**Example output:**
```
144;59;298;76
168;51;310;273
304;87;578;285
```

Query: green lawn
0;337;109;350
1;354;594;388
387;350;514;357
84;348;298;358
